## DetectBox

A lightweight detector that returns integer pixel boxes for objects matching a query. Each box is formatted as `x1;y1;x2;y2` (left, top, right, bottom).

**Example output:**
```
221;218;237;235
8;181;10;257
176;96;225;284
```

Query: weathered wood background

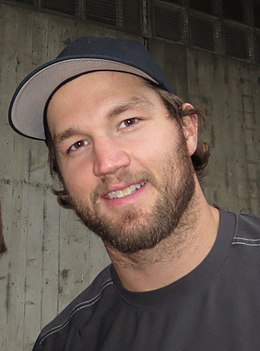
0;2;259;351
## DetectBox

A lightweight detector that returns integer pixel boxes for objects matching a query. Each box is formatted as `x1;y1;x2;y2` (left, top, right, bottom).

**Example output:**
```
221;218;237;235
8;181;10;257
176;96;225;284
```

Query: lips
103;181;146;199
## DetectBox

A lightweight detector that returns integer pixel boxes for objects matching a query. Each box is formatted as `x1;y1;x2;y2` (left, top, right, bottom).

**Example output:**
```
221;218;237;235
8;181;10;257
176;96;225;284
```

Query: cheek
139;130;178;161
59;158;95;196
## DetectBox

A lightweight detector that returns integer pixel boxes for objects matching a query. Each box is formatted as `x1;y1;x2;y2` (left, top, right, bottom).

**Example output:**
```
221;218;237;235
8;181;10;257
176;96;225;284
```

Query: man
9;37;260;350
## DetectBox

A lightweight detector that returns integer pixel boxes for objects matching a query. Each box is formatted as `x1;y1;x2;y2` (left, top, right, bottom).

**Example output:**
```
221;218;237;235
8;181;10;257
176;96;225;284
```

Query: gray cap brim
9;59;158;140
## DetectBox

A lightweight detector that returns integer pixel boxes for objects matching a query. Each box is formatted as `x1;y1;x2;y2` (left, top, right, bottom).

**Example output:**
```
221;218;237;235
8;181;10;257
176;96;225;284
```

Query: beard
66;133;195;254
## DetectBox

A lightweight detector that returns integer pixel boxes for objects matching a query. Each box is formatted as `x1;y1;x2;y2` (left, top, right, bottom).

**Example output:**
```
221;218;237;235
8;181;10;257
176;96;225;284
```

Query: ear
181;103;198;156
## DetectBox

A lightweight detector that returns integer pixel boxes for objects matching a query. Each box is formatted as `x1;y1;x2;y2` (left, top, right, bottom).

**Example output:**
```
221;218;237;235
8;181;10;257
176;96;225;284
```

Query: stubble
67;131;196;254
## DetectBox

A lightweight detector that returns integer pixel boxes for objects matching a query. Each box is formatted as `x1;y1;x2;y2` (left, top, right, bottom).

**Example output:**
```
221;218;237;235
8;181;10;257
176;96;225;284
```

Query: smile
104;181;146;199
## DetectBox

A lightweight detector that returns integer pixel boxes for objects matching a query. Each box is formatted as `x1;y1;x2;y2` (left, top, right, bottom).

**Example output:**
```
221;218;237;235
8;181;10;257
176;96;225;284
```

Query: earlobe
181;103;198;156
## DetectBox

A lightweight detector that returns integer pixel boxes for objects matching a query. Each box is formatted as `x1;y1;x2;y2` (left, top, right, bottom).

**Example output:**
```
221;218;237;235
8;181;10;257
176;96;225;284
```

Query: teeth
105;181;146;199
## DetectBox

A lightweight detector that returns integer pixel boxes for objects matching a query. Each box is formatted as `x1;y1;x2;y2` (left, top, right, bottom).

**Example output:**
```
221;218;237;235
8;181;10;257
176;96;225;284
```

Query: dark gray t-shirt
33;209;260;351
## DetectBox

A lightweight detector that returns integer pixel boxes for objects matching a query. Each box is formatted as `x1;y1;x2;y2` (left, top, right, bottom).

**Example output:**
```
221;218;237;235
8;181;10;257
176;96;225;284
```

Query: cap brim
9;58;158;140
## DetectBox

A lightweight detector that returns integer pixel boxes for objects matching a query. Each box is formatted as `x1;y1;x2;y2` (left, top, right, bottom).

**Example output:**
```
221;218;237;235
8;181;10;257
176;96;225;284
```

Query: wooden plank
32;11;49;68
23;183;44;351
0;3;19;182
47;14;77;60
250;66;260;214
1;5;27;351
40;191;60;328
5;181;28;351
0;182;12;351
0;201;6;253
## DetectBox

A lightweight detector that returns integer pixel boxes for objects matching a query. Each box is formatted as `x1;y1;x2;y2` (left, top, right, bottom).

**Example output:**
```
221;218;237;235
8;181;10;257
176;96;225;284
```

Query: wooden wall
150;40;260;213
0;2;259;351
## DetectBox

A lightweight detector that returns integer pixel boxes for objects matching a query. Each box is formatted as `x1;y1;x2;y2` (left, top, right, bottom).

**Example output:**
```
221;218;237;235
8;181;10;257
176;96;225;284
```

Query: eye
119;118;139;129
68;140;89;153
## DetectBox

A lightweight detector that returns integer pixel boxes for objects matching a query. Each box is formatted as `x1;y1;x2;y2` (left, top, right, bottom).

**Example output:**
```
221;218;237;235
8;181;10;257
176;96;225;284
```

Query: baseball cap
9;37;174;140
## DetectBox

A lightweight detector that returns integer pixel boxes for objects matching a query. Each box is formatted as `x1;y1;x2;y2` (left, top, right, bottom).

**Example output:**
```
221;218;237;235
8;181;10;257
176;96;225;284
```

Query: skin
47;71;219;292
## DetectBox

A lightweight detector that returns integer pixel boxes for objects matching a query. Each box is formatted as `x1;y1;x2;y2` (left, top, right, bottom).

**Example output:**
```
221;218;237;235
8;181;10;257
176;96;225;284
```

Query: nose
92;138;130;177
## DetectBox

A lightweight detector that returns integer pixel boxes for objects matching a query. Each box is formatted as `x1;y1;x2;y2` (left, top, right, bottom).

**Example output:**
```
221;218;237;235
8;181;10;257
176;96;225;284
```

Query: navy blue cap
9;37;174;140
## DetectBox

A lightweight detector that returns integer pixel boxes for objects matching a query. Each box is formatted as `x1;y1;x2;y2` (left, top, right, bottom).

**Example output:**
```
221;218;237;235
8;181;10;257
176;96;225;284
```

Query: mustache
91;170;157;203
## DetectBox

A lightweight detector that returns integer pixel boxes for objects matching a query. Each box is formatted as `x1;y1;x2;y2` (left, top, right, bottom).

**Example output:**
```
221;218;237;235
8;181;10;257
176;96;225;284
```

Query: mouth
103;181;147;200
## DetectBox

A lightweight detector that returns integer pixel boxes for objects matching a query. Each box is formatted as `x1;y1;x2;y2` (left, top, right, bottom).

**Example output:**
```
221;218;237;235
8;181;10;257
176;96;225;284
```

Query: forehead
46;71;163;123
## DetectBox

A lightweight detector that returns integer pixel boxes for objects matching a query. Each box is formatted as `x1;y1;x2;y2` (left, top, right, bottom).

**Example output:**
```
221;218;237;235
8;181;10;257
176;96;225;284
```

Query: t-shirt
33;209;260;351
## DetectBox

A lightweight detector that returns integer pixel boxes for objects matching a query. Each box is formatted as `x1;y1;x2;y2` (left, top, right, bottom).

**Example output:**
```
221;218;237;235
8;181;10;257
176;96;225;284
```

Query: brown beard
66;132;195;254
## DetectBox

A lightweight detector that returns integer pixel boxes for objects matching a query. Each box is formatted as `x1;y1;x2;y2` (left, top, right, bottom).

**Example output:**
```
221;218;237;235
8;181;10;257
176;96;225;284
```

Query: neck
106;181;219;292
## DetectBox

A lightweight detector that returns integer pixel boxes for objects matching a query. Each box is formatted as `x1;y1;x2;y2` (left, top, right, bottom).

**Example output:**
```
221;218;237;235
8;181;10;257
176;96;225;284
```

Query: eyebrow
53;96;155;146
53;128;83;146
105;96;155;120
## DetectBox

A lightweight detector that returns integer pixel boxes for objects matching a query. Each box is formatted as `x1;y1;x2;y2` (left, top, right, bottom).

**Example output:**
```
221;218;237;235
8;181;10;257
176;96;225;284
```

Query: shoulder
34;265;114;349
232;211;260;245
219;208;260;242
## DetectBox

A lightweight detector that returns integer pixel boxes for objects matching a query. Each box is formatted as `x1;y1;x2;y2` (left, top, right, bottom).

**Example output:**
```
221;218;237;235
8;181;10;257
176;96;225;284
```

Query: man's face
47;72;196;253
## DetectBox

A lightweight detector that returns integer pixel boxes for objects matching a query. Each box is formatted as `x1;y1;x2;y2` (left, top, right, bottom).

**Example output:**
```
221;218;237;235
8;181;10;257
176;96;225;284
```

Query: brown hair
151;84;210;177
45;81;210;209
